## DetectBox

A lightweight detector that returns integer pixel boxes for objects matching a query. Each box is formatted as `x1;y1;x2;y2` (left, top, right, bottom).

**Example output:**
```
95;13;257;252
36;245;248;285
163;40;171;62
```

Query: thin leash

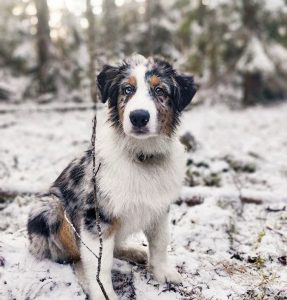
64;210;99;260
91;114;109;300
64;113;109;300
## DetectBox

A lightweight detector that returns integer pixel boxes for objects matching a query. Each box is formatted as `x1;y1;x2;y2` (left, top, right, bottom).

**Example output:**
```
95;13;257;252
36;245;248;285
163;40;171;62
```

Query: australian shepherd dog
27;54;197;300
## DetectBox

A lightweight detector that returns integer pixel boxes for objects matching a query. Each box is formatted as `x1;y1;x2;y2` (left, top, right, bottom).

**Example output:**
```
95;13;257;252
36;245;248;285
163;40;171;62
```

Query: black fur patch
151;58;197;112
70;165;85;186
83;207;112;230
61;188;78;203
174;75;197;112
97;64;128;128
27;213;60;236
87;190;95;203
84;191;112;231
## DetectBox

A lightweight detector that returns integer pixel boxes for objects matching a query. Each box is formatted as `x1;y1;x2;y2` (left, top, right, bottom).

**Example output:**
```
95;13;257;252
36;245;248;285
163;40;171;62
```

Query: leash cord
64;113;109;300
91;114;110;300
63;210;99;260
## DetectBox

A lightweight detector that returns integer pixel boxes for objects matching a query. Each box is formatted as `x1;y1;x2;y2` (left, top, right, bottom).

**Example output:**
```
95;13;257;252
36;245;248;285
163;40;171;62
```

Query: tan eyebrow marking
150;75;160;87
127;76;137;87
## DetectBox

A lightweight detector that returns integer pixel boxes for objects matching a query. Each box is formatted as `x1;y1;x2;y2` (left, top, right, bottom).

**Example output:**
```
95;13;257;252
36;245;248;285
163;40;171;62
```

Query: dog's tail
27;193;80;263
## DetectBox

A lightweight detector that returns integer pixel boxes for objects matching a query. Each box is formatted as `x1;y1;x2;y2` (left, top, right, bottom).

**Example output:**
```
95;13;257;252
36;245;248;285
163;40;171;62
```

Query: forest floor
0;101;287;300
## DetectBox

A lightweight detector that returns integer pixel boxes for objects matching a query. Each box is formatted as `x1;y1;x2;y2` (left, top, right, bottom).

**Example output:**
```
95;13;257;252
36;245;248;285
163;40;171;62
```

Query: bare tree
34;0;55;93
86;0;97;103
145;0;154;56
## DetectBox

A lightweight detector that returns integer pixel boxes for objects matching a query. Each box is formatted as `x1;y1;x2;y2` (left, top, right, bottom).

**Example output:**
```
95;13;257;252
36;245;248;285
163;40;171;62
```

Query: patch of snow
1;102;287;299
237;36;275;74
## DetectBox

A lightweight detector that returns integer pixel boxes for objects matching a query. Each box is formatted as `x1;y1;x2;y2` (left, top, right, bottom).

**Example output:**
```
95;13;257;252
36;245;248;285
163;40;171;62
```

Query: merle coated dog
27;54;197;300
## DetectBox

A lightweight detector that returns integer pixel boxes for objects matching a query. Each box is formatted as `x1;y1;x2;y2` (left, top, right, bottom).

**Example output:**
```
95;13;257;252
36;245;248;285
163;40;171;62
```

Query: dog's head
97;54;197;139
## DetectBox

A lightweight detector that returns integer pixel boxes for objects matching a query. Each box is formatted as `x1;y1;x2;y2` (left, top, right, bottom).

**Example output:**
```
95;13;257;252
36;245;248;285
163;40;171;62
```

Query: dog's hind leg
27;193;80;263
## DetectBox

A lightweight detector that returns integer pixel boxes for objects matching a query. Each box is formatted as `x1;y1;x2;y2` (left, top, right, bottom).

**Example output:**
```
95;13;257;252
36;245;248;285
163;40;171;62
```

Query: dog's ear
97;65;121;103
173;75;198;112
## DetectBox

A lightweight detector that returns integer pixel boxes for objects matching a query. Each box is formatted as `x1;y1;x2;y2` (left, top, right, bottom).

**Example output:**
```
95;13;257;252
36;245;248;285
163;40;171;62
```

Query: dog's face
97;54;197;139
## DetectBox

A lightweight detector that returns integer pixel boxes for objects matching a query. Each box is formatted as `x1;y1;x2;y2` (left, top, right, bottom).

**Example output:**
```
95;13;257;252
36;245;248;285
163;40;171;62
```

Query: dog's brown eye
155;86;164;96
124;86;134;95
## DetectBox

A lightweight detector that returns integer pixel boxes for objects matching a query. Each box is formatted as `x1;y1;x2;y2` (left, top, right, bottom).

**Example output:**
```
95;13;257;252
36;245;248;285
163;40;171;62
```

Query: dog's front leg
145;212;182;284
80;228;118;300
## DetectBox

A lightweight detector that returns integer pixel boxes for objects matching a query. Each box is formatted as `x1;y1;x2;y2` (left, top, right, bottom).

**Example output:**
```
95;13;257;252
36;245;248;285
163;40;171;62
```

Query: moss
224;155;256;173
255;256;266;269
203;173;221;187
257;230;266;244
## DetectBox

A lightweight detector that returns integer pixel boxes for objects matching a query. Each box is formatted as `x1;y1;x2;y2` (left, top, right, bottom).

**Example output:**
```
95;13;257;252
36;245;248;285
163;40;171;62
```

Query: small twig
91;114;109;300
232;172;243;201
241;197;262;205
65;113;109;299
0;104;96;114
231;172;244;216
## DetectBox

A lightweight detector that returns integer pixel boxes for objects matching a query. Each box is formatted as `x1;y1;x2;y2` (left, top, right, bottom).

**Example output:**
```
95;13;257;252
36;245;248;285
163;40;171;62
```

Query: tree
175;0;287;106
139;0;174;57
102;0;119;58
86;0;97;103
34;0;56;93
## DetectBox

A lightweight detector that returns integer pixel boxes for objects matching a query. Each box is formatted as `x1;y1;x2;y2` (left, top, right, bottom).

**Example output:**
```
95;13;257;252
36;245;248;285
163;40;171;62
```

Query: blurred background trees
0;0;286;106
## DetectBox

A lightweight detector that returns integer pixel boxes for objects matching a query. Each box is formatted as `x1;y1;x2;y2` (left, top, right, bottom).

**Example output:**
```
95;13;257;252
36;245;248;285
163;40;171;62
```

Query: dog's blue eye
155;87;164;96
124;86;133;95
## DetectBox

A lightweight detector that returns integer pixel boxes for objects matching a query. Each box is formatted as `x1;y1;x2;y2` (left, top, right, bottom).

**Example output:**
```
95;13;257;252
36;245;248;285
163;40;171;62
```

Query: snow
268;43;287;72
1;102;287;299
237;36;275;74
264;0;287;12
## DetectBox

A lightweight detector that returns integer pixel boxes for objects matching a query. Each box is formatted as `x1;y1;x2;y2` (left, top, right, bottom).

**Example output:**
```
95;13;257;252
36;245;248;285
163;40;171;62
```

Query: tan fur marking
117;96;126;124
128;76;137;87
58;216;80;262
156;102;174;137
150;75;160;87
105;218;121;238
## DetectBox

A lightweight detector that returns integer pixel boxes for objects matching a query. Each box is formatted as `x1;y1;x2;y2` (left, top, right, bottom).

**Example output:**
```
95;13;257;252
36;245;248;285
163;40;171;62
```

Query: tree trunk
145;0;154;56
242;72;262;106
86;0;97;103
34;0;55;94
102;0;118;54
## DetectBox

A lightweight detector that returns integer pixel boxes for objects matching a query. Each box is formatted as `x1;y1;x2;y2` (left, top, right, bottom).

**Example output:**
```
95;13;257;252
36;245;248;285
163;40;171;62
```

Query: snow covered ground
0;102;287;299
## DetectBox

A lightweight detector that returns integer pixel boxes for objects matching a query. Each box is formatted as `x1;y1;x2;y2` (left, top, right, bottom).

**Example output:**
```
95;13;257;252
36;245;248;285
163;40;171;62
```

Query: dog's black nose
130;110;150;128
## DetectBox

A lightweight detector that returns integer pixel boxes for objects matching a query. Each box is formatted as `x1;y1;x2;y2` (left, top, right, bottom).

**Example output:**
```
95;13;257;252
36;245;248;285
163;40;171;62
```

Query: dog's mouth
128;127;158;139
132;127;149;134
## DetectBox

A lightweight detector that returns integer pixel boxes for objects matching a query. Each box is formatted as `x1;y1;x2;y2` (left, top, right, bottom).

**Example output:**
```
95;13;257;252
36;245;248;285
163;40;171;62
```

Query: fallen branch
241;197;262;205
175;196;204;207
0;104;96;114
266;206;285;212
0;122;16;129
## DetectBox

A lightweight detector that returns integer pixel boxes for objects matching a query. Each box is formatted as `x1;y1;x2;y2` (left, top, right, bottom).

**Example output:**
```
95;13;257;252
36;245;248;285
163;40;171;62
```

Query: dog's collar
135;152;165;163
136;153;154;163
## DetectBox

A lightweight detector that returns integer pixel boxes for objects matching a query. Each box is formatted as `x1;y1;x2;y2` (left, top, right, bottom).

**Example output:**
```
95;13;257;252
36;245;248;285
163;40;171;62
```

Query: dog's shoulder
49;149;93;209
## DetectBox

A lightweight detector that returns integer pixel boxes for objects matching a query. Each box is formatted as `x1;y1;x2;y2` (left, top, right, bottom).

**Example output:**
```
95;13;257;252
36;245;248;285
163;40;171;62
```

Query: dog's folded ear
174;75;198;112
97;65;121;103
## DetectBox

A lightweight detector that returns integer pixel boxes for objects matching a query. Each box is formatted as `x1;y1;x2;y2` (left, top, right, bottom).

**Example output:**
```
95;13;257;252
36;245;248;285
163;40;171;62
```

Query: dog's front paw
152;264;182;284
89;288;119;300
106;291;119;300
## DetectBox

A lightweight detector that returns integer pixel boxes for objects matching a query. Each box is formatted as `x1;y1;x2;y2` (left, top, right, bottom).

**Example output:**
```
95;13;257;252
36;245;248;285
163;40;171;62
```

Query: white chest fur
96;122;186;233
